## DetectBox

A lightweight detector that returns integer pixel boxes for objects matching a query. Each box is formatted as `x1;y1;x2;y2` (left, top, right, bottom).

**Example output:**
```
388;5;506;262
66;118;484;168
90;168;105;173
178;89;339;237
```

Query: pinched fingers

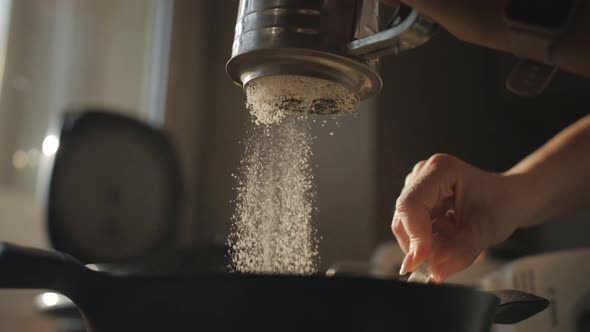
393;154;459;275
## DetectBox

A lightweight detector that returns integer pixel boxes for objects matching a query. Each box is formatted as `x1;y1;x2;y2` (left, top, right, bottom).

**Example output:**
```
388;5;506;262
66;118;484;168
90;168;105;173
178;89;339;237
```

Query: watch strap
509;26;555;64
505;59;558;97
506;24;558;96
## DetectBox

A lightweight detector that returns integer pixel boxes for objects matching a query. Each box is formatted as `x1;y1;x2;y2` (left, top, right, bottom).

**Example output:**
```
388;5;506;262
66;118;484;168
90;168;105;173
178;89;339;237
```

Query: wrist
500;169;550;229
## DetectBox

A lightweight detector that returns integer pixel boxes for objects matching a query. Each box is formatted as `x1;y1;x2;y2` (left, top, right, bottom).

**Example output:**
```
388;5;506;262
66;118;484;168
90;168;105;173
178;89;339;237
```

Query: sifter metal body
226;0;438;102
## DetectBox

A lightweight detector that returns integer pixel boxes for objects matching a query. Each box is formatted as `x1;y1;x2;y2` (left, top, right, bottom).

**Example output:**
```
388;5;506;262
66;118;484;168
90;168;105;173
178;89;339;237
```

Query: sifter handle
346;7;438;60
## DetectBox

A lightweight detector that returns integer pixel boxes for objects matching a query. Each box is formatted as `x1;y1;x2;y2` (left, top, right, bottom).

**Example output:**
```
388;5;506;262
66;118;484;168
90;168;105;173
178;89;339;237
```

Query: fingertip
434;265;448;283
399;250;414;275
432;272;448;284
408;239;432;272
432;260;458;283
431;264;447;283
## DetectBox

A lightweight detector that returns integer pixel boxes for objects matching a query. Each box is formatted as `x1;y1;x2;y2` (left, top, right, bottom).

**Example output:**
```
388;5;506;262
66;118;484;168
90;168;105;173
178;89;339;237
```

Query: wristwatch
505;0;579;96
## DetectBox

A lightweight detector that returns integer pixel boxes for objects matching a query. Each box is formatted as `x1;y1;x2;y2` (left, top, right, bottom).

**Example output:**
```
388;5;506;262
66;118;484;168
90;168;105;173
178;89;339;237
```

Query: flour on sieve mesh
245;75;359;125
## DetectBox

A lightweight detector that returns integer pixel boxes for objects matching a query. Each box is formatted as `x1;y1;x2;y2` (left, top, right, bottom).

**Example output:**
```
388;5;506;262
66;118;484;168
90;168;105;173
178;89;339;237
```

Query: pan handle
491;289;550;324
0;242;87;294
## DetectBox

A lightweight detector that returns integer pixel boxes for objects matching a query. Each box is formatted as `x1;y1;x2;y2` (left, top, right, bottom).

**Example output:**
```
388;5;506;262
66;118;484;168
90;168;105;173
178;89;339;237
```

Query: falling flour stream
227;75;358;275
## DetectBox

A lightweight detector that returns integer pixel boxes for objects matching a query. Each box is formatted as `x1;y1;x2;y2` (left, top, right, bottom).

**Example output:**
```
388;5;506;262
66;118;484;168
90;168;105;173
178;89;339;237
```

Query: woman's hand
384;0;509;51
392;154;529;282
383;0;590;76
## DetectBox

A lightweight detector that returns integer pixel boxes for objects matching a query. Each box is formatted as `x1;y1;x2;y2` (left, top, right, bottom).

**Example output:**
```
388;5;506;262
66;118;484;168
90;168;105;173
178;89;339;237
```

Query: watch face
506;0;575;28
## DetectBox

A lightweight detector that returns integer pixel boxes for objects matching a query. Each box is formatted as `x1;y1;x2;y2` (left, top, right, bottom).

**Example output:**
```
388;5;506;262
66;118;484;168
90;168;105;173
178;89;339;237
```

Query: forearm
554;0;590;77
506;114;590;227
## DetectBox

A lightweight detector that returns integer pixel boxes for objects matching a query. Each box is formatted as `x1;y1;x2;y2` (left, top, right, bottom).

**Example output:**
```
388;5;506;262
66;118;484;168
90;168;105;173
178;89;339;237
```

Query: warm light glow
27;149;40;168
41;292;59;306
42;135;59;156
11;150;27;169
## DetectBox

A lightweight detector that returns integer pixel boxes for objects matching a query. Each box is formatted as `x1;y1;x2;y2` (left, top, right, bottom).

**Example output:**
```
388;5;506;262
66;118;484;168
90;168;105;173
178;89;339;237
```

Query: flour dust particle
228;115;319;274
228;75;359;275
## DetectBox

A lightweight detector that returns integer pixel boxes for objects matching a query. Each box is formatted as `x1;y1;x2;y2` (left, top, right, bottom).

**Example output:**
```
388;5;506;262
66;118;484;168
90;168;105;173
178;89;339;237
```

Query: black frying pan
0;242;548;332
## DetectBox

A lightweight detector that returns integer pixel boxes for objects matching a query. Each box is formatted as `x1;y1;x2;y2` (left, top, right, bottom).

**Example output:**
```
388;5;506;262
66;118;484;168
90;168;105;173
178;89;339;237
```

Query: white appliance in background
480;249;590;332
